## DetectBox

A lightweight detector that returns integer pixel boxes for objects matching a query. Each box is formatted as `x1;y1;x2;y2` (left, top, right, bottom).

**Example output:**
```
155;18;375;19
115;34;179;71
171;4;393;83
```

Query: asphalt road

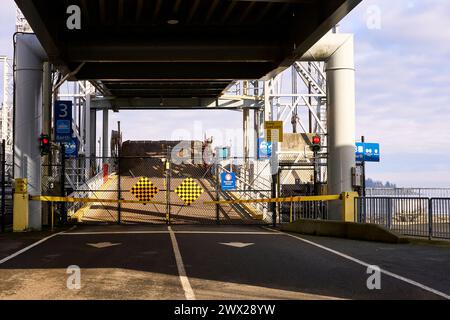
0;225;449;300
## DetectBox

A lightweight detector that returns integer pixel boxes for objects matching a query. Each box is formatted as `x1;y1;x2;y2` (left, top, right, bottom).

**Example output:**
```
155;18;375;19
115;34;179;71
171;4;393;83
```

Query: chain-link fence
217;157;273;223
0;140;13;232
41;153;270;226
66;157;119;224
119;156;167;224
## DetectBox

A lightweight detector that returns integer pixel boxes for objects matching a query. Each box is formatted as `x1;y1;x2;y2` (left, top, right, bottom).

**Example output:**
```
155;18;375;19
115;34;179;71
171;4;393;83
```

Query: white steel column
90;108;97;157
243;108;250;193
253;109;260;158
102;109;109;159
300;33;356;220
325;36;356;220
1;57;8;142
243;109;250;159
14;34;46;230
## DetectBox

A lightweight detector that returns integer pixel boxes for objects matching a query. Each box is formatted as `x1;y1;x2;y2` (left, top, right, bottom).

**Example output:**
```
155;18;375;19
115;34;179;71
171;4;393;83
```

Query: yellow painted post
341;192;359;222
290;201;293;223
51;202;54;231
13;178;29;232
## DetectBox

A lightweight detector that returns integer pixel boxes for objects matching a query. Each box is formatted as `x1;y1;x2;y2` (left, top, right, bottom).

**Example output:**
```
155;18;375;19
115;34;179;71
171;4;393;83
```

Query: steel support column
14;34;46;230
326;36;356;220
243;108;250;189
90;108;97;157
102;109;109;159
253;109;261;158
42;61;52;226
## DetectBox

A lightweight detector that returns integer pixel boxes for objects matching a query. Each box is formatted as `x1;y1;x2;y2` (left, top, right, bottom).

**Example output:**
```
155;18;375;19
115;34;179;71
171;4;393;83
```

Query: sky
1;0;450;188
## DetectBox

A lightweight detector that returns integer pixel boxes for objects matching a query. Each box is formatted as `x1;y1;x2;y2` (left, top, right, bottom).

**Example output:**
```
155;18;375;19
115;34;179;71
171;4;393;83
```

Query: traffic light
311;134;321;152
39;134;51;156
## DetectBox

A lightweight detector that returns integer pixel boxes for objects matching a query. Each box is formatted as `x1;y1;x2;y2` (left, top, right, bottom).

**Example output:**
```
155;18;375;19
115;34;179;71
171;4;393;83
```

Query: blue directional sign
218;147;230;160
54;101;73;142
356;142;380;162
257;138;272;159
221;172;236;191
64;137;79;158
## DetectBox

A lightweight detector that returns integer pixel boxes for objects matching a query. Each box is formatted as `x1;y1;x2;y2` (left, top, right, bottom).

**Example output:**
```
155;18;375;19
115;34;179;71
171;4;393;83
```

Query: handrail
205;194;341;205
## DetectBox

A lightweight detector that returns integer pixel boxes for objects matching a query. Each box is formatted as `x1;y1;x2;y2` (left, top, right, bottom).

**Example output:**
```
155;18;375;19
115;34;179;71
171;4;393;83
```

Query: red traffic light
311;135;321;152
312;135;321;145
39;134;51;156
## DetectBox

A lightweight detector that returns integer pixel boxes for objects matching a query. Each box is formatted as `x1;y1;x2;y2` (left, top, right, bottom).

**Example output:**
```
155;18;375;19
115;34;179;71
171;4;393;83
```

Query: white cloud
339;0;450;186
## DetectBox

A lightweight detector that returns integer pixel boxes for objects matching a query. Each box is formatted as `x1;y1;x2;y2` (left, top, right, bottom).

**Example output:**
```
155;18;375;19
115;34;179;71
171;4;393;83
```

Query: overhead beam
234;0;315;2
91;97;262;110
74;62;276;80
65;43;282;63
16;0;362;86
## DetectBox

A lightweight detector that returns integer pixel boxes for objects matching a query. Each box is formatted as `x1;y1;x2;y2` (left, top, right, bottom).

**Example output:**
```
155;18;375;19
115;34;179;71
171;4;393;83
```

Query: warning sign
130;177;159;203
264;121;284;142
175;178;204;206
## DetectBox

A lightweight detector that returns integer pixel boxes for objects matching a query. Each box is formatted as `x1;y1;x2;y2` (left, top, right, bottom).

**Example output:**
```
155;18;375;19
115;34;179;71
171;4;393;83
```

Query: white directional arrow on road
87;242;122;249
220;242;255;248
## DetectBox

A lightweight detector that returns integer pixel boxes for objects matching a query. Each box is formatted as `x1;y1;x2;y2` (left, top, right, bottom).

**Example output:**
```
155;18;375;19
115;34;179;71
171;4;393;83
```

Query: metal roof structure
15;0;361;106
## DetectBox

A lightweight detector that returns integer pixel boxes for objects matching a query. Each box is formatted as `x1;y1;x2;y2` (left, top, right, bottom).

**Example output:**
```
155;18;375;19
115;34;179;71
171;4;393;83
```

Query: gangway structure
13;0;361;230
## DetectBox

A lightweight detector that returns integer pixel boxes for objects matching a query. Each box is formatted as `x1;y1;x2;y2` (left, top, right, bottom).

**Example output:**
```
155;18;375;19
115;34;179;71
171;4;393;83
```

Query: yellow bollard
290;201;293;223
13;178;29;232
51;202;54;231
341;192;359;222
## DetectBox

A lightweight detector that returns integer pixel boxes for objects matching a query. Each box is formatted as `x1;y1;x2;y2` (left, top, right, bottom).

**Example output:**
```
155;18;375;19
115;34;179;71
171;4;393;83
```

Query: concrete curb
403;237;450;249
280;219;407;244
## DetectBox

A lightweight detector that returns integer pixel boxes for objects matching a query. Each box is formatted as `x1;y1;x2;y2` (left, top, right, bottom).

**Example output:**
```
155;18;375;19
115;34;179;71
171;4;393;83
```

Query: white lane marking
86;242;122;249
175;231;276;235
60;231;277;236
168;226;196;300
220;242;255;248
60;231;169;235
0;230;67;265
267;228;450;300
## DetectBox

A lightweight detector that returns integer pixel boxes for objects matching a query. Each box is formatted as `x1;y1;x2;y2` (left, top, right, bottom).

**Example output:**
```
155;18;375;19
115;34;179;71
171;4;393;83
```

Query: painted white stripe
174;231;277;235
60;231;278;236
0;230;68;265
168;226;196;300
268;228;450;300
60;231;169;235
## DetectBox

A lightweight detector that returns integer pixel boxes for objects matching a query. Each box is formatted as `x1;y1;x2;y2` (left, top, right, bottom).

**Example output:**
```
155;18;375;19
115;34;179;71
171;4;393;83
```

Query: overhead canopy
16;0;361;102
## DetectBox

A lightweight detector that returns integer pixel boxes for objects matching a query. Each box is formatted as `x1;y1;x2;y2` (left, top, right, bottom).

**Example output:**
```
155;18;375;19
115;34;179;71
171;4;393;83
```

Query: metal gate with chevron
53;153;267;226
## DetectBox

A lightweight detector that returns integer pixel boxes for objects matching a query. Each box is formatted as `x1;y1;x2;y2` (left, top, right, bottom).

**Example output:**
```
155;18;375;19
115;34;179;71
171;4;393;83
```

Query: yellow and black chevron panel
175;178;204;206
130;177;159;203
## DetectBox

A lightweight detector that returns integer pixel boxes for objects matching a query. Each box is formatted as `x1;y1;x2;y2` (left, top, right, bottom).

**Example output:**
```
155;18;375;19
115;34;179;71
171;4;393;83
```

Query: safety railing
365;188;450;198
217;157;273;221
205;194;347;226
280;199;329;223
65;157;117;216
356;197;450;239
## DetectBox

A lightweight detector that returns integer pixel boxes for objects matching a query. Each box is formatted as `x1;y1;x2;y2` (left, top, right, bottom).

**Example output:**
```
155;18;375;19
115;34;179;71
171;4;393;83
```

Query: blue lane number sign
221;172;237;191
356;142;380;162
54;101;73;142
